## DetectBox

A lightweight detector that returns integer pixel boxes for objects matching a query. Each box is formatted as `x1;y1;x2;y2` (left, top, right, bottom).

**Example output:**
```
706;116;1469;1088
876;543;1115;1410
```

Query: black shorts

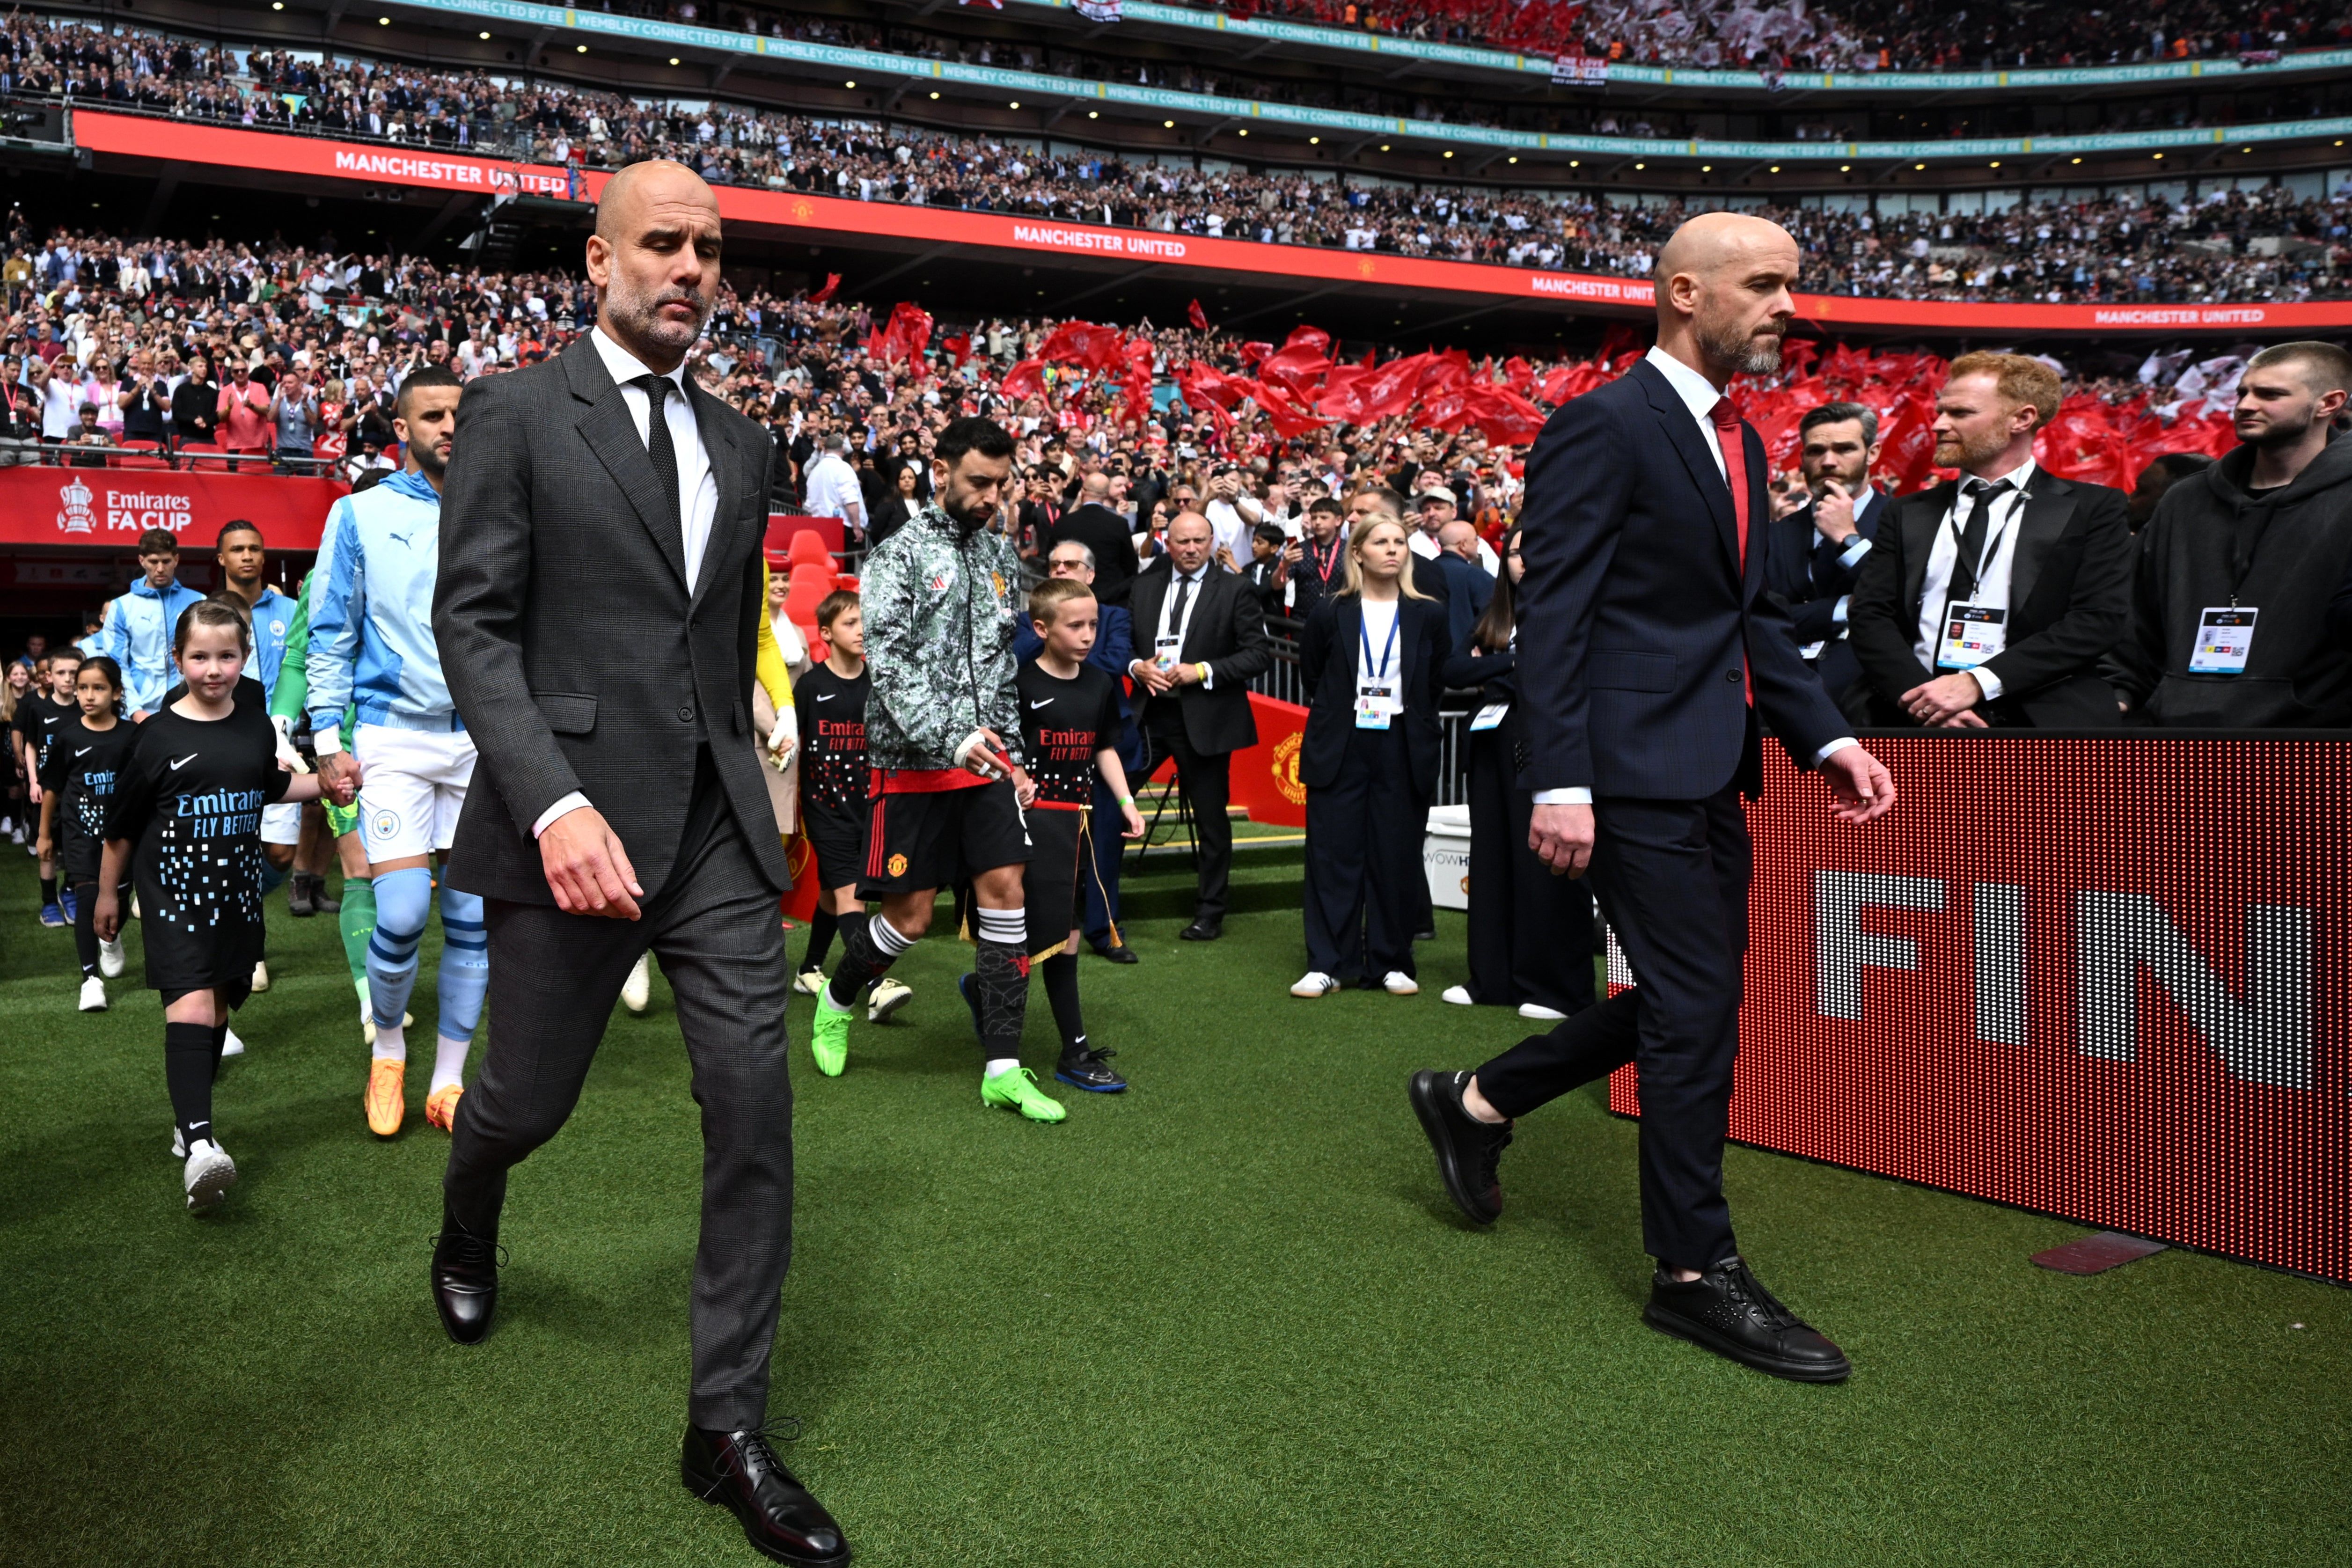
802;803;868;893
858;778;1031;900
60;831;103;887
1016;806;1087;958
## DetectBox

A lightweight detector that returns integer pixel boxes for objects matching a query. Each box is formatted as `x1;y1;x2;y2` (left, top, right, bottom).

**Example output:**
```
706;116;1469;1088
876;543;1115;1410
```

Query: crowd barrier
1597;733;2352;1286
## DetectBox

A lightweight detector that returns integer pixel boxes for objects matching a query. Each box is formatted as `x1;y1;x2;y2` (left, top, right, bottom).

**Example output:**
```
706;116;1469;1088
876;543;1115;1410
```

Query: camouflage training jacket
860;502;1026;772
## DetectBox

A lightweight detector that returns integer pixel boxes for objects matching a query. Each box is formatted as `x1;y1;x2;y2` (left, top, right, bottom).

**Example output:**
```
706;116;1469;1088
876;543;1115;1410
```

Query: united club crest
54;476;95;535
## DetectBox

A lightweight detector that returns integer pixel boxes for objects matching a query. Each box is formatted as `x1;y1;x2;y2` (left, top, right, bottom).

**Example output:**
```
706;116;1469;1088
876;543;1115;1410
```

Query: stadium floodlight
480;31;491;40
845;81;856;89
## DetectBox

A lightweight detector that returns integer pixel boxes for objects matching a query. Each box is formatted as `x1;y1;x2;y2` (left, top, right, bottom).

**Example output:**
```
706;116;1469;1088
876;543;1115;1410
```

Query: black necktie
633;373;681;534
1948;478;2014;604
1170;572;1195;643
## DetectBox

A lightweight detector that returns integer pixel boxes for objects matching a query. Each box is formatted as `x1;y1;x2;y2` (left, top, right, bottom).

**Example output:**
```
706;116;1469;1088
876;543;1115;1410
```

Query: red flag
874;301;933;366
808;272;840;304
1187;299;1209;331
1001;359;1049;403
1461;384;1547;446
1036;321;1126;372
942;333;972;366
1238;340;1275;369
1278;324;1332;358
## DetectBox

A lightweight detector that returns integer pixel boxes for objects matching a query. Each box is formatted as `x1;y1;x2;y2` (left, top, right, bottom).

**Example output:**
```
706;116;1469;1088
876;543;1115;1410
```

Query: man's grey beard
1700;317;1784;377
606;283;708;355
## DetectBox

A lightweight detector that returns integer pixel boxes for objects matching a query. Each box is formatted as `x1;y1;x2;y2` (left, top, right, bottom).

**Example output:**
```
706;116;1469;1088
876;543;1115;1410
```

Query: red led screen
1605;736;2352;1284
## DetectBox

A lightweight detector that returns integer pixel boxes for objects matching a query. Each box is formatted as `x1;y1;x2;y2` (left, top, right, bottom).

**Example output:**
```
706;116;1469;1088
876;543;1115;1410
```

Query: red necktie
1710;396;1753;705
1708;396;1749;570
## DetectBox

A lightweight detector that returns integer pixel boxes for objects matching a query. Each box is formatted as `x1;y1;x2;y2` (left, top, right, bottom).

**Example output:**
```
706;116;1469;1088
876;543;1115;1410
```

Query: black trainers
1644;1255;1852;1383
1055;1046;1127;1092
1408;1070;1511;1224
287;873;315;918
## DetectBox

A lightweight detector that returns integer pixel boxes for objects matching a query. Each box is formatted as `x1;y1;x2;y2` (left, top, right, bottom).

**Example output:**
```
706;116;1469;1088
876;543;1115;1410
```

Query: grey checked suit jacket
433;337;791;904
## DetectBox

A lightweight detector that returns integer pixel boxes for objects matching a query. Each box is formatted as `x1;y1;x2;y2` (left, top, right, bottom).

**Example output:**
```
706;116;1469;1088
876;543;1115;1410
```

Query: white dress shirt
802;450;866;530
1135;562;1222;690
590;327;718;594
1531;345;1853;807
535;330;721;839
1911;457;2037;702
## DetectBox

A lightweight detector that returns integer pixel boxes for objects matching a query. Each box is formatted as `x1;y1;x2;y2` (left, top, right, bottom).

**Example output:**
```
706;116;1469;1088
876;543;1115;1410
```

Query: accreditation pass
2188;607;2258;674
1934;603;2006;670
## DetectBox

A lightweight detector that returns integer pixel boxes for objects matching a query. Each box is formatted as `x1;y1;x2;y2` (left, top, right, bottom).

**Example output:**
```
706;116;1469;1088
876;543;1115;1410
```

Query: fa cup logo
55;476;95;535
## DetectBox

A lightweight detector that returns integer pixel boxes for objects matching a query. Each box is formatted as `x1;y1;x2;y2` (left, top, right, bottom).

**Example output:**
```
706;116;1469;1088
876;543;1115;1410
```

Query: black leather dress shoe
1179;918;1222;941
1644;1256;1851;1383
430;1228;501;1345
1095;940;1139;965
1408;1070;1511;1224
683;1425;851;1567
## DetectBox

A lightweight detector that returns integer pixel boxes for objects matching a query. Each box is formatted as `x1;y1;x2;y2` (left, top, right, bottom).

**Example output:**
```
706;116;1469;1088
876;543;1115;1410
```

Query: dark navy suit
1763;486;1886;717
1475;354;1850;1270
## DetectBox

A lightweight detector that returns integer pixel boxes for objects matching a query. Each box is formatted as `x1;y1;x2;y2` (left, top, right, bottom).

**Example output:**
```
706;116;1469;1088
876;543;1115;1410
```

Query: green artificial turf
1;847;2345;1567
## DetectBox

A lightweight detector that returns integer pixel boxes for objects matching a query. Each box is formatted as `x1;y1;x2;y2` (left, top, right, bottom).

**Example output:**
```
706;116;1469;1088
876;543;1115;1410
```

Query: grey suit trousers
443;755;794;1431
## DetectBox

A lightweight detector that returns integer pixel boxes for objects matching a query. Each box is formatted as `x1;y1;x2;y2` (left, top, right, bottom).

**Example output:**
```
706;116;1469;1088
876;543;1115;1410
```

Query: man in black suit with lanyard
1764;401;1890;722
1409;213;1895;1383
430;161;849;1566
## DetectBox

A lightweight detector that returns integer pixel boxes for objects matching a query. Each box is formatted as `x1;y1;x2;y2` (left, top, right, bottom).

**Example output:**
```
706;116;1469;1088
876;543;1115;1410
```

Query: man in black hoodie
2107;340;2352;728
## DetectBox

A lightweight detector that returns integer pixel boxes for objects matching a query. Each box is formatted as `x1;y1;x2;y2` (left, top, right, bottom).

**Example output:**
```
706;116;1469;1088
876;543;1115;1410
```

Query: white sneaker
621;952;652;1014
792;966;828;996
98;936;125;978
220;1027;245;1058
78;975;107;1011
1290;971;1341;998
1383;971;1420;996
1441;985;1473;1006
1518;1002;1568;1021
866;976;913;1024
183;1138;238;1211
251;959;271;994
130;894;141;921
170;1125;185;1158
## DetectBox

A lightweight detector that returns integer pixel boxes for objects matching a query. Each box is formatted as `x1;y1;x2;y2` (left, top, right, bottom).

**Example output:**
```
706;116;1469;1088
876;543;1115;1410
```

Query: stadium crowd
4;10;2352;304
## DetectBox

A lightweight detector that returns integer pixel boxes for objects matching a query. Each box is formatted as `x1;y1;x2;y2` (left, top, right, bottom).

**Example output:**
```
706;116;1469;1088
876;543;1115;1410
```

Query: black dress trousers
1302;720;1425;983
1463;727;1596;1016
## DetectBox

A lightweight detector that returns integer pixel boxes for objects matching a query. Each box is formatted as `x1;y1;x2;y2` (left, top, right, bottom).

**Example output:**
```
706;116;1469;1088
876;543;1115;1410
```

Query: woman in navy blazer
1293;516;1447;997
1438;524;1596;1021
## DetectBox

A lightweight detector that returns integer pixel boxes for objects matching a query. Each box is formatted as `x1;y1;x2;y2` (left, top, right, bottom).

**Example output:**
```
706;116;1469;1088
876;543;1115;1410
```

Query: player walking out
37;655;132;1009
789;591;913;1021
807;416;1063;1121
95;602;352;1211
959;577;1147;1092
308;366;485;1137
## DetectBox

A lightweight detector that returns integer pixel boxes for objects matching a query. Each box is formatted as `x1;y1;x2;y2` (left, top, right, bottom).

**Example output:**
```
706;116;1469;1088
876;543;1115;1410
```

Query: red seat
117;438;170;470
787;528;832;572
788;559;835;596
177;441;229;471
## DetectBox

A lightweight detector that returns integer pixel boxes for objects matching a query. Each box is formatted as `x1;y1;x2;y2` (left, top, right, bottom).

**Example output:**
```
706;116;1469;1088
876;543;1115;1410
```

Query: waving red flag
807;272;841;304
1187;299;1210;330
1036;321;1127;372
1001;359;1050;403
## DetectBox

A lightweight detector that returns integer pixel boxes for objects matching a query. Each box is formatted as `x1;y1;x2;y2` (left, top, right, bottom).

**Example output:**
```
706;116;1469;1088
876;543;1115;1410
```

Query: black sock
974;940;1032;1062
211;1023;229;1082
71;880;99;977
165;1022;218;1146
822;909;904;1011
803;907;838;972
1040;952;1087;1054
40;874;58;903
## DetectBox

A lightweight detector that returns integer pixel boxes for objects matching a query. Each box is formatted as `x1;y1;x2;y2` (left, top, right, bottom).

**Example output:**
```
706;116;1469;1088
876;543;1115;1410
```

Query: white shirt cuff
1967;666;2004;701
1531;787;1593;806
1815;737;1858;765
1831;594;1850;628
533;791;591;838
309;725;343;756
1838;535;1873;571
1197;661;1213;690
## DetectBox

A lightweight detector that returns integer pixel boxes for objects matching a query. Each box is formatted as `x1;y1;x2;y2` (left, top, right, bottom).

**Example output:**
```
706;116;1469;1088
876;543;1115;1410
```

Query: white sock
431;1034;470;1095
373;1023;407;1063
983;1057;1019;1078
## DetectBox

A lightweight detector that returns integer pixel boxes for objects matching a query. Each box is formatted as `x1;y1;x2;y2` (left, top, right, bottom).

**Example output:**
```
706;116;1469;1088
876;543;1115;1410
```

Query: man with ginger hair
1407;212;1896;1384
1847;351;2133;728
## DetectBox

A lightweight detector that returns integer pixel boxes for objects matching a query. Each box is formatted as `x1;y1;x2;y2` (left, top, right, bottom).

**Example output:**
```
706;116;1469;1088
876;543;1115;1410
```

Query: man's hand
766;722;798;773
1900;672;1983;725
1167;661;1203;688
540;806;644;919
1128;658;1174;696
1813;479;1858;544
953;726;1013;778
1820;746;1896;823
1529;801;1595;878
1938;709;1990;729
319;750;362;799
1770;474;1808;520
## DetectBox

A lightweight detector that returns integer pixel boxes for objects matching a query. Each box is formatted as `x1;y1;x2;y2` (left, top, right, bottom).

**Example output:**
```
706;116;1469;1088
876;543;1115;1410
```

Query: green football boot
981;1064;1067;1123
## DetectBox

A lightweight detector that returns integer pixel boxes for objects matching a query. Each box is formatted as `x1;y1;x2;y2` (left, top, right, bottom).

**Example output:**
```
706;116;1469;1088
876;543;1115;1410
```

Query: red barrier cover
71;111;2352;337
1606;737;2352;1283
0;464;348;550
1228;692;1309;829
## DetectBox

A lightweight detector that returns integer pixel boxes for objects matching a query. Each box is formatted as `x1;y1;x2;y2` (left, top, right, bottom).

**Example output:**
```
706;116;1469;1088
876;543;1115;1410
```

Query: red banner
1228;692;1309;829
0;464;348;550
72;111;2352;337
1606;737;2352;1283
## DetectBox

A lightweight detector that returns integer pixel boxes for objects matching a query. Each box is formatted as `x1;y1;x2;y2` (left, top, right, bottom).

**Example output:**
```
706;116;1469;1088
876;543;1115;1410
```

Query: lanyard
1309;536;1342;583
1359;602;1399;684
1162;570;1201;642
1945;479;2024;596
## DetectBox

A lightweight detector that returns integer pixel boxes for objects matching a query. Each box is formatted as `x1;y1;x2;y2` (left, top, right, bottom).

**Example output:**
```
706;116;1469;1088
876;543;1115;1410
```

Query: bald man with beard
431;161;851;1566
1408;212;1896;1384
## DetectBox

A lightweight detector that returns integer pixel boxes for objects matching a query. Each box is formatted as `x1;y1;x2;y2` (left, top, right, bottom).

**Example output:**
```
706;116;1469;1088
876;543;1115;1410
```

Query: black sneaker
1644;1255;1852;1383
287;873;315;918
1055;1046;1127;1092
1408;1070;1511;1224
